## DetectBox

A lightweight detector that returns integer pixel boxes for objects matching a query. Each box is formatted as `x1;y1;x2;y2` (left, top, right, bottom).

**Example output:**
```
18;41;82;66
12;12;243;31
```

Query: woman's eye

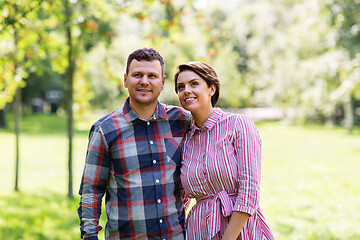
177;85;184;91
191;82;198;86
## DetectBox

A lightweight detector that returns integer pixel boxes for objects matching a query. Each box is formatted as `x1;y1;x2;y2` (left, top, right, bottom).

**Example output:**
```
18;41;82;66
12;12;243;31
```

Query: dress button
153;160;157;164
147;122;150;125
150;140;154;144
159;219;163;223
157;199;161;203
155;179;160;184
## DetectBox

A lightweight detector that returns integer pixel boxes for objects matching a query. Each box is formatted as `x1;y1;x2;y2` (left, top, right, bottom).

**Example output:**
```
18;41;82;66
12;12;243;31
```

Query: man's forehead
129;59;162;70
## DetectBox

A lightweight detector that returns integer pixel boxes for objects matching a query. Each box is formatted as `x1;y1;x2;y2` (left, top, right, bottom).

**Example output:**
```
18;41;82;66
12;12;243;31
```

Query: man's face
124;59;165;109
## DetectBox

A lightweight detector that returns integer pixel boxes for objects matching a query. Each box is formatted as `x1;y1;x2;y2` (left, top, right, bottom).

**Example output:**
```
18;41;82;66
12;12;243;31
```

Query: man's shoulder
88;107;126;146
92;107;125;129
160;102;182;112
160;102;191;120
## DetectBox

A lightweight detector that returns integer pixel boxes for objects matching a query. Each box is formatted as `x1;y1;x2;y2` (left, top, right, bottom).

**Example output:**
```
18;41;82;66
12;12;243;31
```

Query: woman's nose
184;85;191;94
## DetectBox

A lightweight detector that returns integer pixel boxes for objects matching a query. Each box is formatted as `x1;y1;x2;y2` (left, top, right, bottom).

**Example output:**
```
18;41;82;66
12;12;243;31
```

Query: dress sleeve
78;124;111;239
232;115;262;216
179;180;191;211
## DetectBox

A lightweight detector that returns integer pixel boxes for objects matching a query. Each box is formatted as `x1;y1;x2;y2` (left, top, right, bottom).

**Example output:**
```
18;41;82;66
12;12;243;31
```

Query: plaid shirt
78;98;192;240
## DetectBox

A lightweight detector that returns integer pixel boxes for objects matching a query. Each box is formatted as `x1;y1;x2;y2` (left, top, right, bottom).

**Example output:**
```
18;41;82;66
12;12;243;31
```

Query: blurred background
0;0;359;239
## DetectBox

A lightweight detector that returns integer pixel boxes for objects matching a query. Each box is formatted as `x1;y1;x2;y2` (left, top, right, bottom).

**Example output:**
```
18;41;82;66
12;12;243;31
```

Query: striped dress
180;108;274;240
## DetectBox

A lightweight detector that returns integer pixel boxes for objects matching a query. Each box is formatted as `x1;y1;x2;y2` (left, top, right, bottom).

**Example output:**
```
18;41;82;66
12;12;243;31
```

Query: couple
78;48;274;240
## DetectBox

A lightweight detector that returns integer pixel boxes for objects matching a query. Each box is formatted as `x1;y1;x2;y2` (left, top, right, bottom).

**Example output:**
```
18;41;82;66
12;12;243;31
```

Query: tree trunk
13;20;20;192
344;97;354;134
0;109;6;128
65;0;74;199
14;88;21;191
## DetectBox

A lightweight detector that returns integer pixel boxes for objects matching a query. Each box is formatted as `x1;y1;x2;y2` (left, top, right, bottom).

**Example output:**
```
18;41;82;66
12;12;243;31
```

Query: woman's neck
192;107;215;128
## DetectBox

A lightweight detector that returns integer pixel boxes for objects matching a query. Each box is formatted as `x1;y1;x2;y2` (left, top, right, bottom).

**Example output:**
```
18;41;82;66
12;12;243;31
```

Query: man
78;48;191;240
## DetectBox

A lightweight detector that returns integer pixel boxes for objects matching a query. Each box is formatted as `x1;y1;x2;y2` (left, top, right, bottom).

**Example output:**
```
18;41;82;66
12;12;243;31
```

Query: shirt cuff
82;233;98;240
233;205;256;216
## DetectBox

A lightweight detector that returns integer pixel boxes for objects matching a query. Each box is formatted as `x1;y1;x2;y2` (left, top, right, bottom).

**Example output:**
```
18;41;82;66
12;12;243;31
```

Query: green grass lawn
1;113;360;240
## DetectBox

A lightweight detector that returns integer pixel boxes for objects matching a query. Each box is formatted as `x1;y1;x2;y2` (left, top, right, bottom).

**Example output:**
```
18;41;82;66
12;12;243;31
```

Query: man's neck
129;101;158;120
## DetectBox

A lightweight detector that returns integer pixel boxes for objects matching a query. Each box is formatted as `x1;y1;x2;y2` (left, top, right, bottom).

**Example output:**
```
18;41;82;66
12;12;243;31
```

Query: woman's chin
180;103;191;112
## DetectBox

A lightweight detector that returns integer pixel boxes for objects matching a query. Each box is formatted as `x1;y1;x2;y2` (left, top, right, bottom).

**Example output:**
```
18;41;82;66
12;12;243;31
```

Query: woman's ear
209;85;216;96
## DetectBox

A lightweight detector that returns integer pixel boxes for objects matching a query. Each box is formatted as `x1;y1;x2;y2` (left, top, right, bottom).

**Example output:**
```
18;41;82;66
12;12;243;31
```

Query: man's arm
78;125;111;239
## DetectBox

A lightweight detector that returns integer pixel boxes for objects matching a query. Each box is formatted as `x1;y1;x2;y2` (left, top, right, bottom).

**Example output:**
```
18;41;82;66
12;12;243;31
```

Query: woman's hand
221;211;250;240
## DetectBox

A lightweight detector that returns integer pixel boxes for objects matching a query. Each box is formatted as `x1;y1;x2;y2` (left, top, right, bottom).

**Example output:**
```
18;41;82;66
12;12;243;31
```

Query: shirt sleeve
78;124;111;239
232;115;262;216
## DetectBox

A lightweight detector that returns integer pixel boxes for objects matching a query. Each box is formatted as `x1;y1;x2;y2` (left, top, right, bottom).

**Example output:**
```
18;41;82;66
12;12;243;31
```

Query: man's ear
124;73;128;88
161;75;166;90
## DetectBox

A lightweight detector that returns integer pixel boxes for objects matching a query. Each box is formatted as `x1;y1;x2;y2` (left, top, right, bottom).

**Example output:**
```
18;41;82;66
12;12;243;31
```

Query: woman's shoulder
220;110;253;124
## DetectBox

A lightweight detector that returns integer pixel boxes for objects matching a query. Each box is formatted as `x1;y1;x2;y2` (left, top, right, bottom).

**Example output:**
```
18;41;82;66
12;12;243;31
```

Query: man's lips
137;88;152;93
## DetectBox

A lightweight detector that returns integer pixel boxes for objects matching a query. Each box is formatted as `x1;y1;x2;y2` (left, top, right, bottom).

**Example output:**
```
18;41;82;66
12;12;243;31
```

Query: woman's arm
221;211;250;240
223;115;261;239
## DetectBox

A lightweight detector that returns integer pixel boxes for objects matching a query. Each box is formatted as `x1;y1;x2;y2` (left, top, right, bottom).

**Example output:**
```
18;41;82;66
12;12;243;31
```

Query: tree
59;0;119;198
328;0;360;132
0;0;42;191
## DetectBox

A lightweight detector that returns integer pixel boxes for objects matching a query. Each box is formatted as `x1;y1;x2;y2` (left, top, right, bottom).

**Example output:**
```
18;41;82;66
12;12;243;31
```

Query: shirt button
153;160;157;164
157;199;161;203
147;122;150;125
155;179;160;184
159;219;163;224
150;140;154;144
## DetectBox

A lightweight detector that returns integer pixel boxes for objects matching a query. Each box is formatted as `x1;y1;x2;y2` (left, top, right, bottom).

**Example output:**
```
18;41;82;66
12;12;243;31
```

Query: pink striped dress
180;108;274;240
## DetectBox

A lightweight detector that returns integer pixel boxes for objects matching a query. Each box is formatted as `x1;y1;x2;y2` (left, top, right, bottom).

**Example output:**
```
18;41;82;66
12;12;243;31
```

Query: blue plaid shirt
78;98;192;240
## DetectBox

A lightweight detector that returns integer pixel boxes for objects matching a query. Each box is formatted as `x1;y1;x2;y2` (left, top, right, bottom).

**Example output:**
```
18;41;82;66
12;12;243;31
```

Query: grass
1;113;360;239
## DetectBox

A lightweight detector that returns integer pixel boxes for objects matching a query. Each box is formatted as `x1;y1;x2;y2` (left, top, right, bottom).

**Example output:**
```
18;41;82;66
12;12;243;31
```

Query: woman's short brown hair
174;61;220;107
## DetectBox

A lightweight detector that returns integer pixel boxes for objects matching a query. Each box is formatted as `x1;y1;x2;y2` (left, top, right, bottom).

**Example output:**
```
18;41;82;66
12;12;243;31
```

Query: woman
174;61;275;240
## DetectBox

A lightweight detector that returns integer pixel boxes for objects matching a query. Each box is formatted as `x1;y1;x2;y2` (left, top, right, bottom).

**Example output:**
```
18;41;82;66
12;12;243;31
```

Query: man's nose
139;76;150;85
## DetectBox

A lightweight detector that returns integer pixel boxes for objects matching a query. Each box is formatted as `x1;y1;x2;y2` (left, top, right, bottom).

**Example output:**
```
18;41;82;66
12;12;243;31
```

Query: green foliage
0;1;38;108
0;192;80;240
1;0;360;124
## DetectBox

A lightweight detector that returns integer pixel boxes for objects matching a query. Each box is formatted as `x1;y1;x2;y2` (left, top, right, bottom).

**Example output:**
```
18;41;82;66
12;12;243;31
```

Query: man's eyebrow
148;72;159;75
132;70;159;75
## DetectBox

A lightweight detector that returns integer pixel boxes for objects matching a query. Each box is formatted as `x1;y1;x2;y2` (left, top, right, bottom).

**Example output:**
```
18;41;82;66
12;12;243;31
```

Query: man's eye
149;75;156;78
134;73;141;77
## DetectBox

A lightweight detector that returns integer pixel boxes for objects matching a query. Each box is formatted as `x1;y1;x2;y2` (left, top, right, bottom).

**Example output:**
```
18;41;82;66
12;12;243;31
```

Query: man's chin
134;98;157;106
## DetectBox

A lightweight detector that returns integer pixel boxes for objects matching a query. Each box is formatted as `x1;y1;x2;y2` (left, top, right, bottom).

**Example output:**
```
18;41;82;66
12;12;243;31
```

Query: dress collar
188;108;223;136
202;108;223;130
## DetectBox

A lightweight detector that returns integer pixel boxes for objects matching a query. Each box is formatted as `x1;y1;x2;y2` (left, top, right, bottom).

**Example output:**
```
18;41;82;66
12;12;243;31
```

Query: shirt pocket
164;137;182;166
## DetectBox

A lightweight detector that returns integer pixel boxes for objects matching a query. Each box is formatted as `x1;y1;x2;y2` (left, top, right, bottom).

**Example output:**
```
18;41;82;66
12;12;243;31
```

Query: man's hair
174;61;220;107
126;48;165;76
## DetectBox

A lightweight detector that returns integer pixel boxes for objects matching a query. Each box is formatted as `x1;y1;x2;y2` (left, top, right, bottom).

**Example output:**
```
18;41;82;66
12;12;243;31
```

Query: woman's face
176;70;215;114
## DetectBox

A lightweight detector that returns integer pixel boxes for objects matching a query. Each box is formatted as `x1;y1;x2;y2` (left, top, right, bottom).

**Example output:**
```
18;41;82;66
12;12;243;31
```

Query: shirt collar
202;108;223;130
123;97;168;122
188;108;223;136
